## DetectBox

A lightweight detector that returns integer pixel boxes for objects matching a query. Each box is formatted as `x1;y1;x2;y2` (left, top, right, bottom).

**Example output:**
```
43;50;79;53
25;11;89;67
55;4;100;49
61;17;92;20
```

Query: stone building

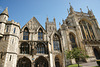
0;4;100;67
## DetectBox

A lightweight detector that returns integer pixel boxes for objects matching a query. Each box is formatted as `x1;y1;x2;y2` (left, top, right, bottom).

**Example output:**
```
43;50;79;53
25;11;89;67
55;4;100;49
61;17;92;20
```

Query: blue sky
0;0;100;29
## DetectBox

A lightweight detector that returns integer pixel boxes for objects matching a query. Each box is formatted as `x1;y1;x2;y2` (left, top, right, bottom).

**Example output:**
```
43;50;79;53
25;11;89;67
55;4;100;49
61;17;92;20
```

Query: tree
65;48;89;67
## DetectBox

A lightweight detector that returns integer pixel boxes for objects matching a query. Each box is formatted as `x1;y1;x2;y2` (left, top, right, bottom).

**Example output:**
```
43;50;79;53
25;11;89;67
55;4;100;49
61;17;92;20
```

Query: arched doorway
93;48;100;59
17;57;31;67
55;57;60;67
35;56;48;67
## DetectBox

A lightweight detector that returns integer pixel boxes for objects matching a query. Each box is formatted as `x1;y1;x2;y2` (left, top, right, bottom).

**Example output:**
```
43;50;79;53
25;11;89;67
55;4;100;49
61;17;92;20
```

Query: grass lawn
93;66;100;67
68;64;82;67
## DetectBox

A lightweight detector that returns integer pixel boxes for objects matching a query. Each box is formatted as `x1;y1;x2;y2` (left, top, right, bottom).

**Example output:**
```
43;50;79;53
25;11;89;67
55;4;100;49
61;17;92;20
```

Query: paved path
80;61;98;67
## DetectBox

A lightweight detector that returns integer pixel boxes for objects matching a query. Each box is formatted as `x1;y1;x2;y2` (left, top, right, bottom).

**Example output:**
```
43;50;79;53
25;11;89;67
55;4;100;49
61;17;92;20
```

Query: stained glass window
37;44;45;54
23;27;29;40
38;28;43;40
69;33;77;48
79;20;95;40
53;34;61;51
20;42;29;54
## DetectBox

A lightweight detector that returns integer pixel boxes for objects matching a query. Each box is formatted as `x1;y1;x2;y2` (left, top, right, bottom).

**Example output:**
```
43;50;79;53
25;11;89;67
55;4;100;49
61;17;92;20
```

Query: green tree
65;48;89;67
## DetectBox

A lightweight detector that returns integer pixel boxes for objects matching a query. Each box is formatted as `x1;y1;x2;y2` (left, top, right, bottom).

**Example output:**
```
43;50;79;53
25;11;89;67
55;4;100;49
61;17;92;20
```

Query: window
0;23;1;29
38;28;43;40
13;28;16;33
37;43;45;54
23;27;29;40
12;38;14;44
53;34;61;51
69;33;77;48
0;53;2;59
6;26;9;32
79;20;95;40
20;42;29;54
9;55;12;61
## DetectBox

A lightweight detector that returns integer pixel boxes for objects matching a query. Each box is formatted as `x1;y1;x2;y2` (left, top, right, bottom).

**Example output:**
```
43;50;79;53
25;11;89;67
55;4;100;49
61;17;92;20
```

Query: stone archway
34;56;48;67
17;57;31;67
93;48;100;59
55;57;60;67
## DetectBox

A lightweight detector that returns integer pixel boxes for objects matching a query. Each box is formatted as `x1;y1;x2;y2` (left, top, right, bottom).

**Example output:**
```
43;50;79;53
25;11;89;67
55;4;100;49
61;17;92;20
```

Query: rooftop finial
67;9;69;14
46;16;49;22
69;2;74;13
69;2;71;6
1;7;9;17
80;8;83;12
53;17;56;23
87;6;89;11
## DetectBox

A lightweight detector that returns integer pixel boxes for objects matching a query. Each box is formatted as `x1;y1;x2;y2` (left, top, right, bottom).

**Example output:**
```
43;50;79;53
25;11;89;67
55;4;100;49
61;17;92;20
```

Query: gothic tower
0;8;20;67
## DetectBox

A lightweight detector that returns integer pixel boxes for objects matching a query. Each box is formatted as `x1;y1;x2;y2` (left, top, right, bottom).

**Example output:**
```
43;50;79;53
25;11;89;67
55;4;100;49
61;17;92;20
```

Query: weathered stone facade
0;4;100;67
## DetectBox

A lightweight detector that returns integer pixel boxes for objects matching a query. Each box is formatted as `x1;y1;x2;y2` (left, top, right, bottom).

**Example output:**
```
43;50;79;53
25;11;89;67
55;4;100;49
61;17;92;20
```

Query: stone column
49;43;53;67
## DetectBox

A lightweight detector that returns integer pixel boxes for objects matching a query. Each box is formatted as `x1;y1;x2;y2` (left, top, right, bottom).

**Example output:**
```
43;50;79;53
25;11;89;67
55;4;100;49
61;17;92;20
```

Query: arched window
79;20;95;40
69;33;77;48
20;42;29;54
53;34;61;51
38;28;43;40
37;43;45;54
23;27;29;40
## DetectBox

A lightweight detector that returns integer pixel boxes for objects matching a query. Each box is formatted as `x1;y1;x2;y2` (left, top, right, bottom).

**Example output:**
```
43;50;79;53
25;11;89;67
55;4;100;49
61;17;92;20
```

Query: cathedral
0;4;100;67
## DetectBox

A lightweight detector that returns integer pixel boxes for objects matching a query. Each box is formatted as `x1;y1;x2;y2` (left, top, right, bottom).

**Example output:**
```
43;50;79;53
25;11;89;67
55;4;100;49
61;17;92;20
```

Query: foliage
65;48;89;59
65;48;89;67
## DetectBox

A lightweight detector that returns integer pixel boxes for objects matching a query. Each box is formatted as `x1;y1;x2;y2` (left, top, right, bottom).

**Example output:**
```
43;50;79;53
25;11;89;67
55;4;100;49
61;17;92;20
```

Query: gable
21;17;46;32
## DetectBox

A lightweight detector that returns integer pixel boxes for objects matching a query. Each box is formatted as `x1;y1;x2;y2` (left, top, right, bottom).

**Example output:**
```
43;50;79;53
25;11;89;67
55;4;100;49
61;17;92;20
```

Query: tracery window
37;43;45;54
23;27;29;40
38;28;43;40
79;20;95;40
53;34;61;51
20;42;29;54
69;33;77;48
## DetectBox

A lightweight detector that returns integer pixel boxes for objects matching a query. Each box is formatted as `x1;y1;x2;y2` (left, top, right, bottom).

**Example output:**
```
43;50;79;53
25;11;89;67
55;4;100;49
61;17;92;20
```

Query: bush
96;60;100;66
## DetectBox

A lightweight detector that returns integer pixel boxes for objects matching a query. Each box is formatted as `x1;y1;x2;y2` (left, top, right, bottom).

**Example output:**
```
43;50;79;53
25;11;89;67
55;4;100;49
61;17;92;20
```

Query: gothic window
69;33;77;48
37;43;45;54
53;34;61;51
13;27;16;33
20;42;29;54
79;20;95;40
23;27;29;40
38;28;43;40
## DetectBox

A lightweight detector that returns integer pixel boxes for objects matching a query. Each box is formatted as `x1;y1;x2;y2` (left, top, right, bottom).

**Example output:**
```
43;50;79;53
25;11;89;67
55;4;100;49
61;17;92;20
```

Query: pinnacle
1;7;9;16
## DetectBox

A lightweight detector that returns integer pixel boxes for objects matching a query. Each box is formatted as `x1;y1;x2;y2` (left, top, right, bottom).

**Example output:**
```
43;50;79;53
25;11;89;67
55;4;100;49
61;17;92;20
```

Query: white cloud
0;6;3;11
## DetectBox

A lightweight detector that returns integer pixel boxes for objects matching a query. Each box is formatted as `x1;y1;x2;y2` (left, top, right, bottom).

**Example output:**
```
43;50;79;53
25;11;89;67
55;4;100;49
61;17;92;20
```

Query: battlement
6;20;20;27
